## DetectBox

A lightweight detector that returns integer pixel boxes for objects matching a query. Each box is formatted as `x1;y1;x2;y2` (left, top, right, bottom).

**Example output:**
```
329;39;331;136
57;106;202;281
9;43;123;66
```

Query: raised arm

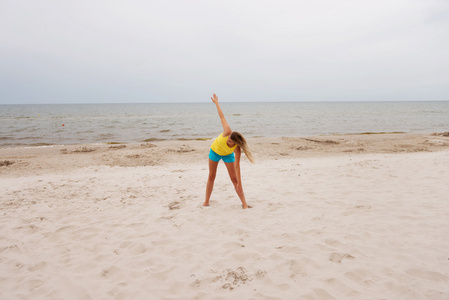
211;94;232;136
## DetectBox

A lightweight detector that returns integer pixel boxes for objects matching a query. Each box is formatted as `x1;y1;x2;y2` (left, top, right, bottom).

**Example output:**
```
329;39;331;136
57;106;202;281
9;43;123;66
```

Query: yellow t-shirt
211;133;237;156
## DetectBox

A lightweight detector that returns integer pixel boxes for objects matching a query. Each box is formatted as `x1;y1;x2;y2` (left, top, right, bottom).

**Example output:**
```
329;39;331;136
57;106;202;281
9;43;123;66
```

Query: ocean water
1;101;448;147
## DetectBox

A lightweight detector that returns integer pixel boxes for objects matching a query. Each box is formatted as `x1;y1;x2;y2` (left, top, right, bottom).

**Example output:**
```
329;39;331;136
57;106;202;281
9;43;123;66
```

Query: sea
1;101;448;148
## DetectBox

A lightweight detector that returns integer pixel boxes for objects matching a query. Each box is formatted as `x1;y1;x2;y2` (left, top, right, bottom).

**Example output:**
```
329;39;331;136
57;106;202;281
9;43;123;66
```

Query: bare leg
204;159;219;206
224;162;248;209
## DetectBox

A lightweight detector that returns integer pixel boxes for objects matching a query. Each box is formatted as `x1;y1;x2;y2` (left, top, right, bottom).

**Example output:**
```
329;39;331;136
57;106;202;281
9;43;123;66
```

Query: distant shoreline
2;132;449;178
2;131;449;149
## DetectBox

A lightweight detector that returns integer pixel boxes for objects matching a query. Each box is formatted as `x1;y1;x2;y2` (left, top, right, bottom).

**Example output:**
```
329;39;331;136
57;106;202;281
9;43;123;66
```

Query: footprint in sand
329;253;355;263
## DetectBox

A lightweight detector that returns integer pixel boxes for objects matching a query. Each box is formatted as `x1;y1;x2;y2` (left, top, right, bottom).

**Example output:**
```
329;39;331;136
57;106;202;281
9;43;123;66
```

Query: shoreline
1;131;448;150
1;132;449;177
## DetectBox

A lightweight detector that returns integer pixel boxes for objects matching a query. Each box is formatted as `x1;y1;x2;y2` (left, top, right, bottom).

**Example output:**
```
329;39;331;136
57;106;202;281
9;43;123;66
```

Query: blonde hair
230;131;254;164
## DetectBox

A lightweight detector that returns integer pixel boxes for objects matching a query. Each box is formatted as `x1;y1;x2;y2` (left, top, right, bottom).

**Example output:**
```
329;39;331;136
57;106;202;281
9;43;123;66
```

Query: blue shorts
209;149;235;163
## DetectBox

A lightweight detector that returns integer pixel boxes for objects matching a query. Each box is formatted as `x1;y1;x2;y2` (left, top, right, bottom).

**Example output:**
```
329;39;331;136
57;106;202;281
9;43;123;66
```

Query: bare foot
203;202;210;207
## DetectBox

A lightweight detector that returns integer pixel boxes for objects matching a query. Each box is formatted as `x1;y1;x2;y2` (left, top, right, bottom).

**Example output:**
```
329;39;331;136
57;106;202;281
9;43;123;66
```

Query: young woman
203;94;254;209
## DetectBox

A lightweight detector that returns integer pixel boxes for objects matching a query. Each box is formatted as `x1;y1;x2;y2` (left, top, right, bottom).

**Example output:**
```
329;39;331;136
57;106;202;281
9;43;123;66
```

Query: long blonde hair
230;131;254;163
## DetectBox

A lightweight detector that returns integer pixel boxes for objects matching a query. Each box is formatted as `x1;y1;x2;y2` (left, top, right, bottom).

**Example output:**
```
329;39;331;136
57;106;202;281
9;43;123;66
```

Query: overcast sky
1;0;448;104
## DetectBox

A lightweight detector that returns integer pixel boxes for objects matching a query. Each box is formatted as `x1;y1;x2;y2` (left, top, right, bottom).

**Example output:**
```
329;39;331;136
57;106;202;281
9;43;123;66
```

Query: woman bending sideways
203;94;254;209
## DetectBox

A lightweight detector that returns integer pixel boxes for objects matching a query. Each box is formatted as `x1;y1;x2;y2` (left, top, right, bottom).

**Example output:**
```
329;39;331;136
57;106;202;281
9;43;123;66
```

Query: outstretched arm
211;94;232;136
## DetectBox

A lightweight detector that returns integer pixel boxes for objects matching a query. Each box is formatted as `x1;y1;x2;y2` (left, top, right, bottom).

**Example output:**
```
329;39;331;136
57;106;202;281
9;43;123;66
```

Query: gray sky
1;0;448;104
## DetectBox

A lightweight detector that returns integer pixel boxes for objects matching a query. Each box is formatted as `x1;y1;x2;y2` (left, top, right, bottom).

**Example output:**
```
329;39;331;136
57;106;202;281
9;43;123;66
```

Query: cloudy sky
1;0;448;104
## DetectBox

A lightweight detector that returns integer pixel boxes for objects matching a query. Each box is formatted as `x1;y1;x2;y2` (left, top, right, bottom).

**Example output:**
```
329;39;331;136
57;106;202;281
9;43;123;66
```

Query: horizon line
1;99;448;105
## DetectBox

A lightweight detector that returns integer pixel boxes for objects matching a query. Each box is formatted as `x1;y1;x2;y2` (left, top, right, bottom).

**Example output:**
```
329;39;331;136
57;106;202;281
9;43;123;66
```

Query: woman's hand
211;93;219;104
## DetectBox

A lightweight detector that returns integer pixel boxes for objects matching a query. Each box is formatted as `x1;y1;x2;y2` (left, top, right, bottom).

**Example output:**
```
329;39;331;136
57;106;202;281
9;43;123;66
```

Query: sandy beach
1;132;449;299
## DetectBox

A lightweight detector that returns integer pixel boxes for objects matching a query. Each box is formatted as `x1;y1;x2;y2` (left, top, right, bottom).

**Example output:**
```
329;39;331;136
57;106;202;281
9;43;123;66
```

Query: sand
1;132;449;299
